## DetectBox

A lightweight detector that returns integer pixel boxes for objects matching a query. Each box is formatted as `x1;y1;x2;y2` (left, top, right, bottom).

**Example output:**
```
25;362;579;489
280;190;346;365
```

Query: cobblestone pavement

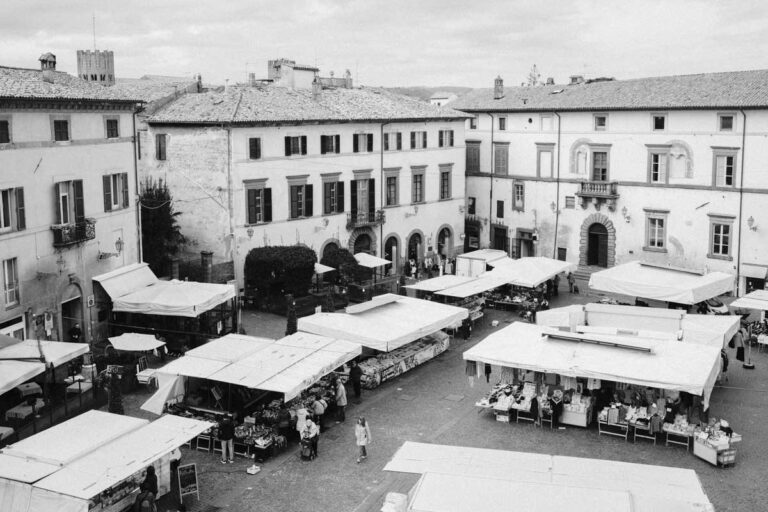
120;289;768;512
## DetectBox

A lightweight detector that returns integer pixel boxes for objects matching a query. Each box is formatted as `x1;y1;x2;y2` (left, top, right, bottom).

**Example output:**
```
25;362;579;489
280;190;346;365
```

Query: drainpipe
484;113;495;248
552;112;562;259
224;125;237;285
735;110;747;296
132;109;143;262
380;121;390;262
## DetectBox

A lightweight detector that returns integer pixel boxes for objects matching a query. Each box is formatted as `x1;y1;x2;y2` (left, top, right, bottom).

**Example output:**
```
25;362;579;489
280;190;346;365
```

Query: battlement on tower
77;49;115;86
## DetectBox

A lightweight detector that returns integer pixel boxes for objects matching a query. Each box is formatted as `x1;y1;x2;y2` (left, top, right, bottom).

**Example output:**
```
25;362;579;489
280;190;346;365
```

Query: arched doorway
322;242;338;260
408;233;423;262
384;236;399;275
353;233;372;255
587;223;608;267
437;227;452;257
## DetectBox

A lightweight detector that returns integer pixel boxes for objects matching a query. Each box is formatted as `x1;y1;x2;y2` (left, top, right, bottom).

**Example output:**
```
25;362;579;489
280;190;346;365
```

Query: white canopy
92;263;158;300
354;252;390;268
140;375;186;415
0;362;45;398
486;257;577;288
588;261;734;305
314;262;335;274
298;294;468;352
435;272;512;298
730;289;768;310
0;341;89;396
404;275;473;292
463;322;721;407
108;333;165;352
384;442;713;512
457;249;508;263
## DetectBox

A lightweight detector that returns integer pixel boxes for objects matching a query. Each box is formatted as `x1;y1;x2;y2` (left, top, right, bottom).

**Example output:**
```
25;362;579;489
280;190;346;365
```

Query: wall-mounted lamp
621;207;631;224
747;216;758;231
98;238;124;260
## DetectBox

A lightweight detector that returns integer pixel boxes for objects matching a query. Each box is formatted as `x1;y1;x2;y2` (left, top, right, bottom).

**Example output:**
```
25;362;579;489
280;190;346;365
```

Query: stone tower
77;50;115;86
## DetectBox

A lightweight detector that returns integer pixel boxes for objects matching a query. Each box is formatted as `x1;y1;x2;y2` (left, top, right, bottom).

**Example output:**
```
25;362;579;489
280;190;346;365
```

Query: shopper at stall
355;417;372;463
336;378;347;422
140;465;158;496
349;360;363;400
133;466;157;512
296;405;309;435
553;274;560;296
301;417;320;458
567;272;575;293
218;415;235;464
68;323;82;343
277;406;292;440
312;395;327;432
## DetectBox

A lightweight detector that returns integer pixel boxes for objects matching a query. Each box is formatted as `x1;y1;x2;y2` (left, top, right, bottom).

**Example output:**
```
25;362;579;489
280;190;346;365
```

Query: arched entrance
587;223;608;267
408;233;423;262
437;227;452;257
384;236;399;275
59;282;83;343
322;241;339;260
353;233;372;255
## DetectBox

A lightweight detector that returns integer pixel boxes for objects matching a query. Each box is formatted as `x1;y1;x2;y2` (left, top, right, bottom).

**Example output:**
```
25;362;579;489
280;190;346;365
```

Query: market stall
588;261;734;305
382;441;715;512
454;249;508;277
486;256;576;288
730;289;768;311
403;274;473;294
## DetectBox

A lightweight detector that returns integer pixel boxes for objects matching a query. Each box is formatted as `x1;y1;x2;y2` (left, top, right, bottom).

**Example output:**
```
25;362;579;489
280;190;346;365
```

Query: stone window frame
244;178;270;225
498;116;507;131
535;142;555;178
0;114;12;144
103;115;120;139
646;144;671;184
564;196;576;209
439;164;453;200
589;144;611;181
642;208;669;253
651;112;667;132
512;181;525;212
540;114;554;132
411;166;426;204
493;141;509;176
593;113;608;131
707;213;735;261
50;114;71;142
711;146;739;188
717;112;736;132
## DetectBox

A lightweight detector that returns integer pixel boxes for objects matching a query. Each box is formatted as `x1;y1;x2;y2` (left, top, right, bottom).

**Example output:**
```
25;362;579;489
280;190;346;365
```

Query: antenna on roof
92;12;97;50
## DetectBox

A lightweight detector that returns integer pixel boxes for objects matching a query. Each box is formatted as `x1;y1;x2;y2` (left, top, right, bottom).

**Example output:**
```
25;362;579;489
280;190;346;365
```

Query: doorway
353;233;372;255
384;236;398;275
61;296;83;343
437;228;452;258
408;233;423;262
587;223;608;267
492;227;508;253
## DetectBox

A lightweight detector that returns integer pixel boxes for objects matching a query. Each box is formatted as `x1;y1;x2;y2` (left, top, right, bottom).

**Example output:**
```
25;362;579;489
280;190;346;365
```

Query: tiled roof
0;66;141;102
149;85;471;125
452;69;768;112
112;77;199;104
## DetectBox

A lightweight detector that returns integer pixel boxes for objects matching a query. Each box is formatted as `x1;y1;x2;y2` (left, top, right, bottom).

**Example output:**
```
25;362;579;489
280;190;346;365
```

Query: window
493;143;508;175
0;118;12;144
644;210;668;251
708;216;734;259
718;113;735;132
593;114;607;131
386;176;399;206
410;131;427;149
439;166;452;200
411;172;424;203
652;114;666;131
53;119;70;141
0;188;25;233
496;200;504;218
55;180;84;225
105;117;119;138
438;130;454;147
323;181;345;214
245;187;272;224
467;197;476;215
155;134;167;160
289;184;313;219
3;258;19;307
498;117;506;131
592;151;608;181
353;133;374;153
648;151;668;183
712;149;737;187
248;138;262;160
466;142;481;173
383;132;402;151
565;196;575;209
320;135;340;155
285;135;308;156
512;182;524;211
469;117;477;130
536;143;554;178
102;173;129;212
540;114;554;132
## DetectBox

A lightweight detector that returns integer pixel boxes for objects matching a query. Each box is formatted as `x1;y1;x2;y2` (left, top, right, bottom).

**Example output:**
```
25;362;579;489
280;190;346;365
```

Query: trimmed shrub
244;246;317;300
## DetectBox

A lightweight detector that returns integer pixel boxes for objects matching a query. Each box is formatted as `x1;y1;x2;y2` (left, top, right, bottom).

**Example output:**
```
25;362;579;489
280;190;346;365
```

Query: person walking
218;415;235;464
301;417;320;458
349;361;363;400
311;395;326;432
355;417;372;463
567;272;575;293
553;274;560;296
335;378;347;422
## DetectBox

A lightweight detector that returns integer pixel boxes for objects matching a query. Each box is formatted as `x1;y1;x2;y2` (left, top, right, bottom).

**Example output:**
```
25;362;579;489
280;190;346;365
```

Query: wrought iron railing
346;210;385;230
51;218;96;247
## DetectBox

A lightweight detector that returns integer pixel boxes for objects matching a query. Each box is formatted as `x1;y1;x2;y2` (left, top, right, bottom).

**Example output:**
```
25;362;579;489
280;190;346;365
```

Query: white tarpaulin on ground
0;341;89;396
298;294;468;352
463;321;721;407
354;252;390;268
486;257;577;288
730;289;768;310
404;275;473;292
589;261;734;305
108;333;165;352
384;442;713;512
435;273;512;298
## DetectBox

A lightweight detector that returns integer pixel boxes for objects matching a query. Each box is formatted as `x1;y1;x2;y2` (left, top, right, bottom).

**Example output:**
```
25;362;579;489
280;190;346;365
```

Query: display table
67;381;93;394
561;405;592;428
665;431;692;451
693;433;740;467
16;382;42;397
598;420;628;441
5;398;45;421
631;421;656;445
0;426;15;443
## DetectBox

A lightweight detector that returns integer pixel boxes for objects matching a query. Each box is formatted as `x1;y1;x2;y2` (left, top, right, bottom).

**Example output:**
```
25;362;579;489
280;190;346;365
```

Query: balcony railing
51;218;96;247
346;210;385;230
575;180;619;198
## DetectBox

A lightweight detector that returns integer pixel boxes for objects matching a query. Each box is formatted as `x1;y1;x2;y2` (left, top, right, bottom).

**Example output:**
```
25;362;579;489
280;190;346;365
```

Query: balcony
346;210;385;230
51;218;96;247
575;181;619;211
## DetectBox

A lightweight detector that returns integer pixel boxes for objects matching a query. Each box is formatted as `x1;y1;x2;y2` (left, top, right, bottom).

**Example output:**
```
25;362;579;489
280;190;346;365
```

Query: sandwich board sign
178;463;199;500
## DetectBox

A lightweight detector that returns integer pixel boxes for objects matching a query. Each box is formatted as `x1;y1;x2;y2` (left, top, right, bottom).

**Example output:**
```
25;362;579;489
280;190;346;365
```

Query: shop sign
178;463;199;500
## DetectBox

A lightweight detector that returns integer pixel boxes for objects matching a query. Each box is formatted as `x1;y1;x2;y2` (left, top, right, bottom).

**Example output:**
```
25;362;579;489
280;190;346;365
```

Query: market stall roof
354;252;390;268
92;262;158;299
730;289;768;310
456;249;508;263
403;275;473;292
33;415;212;500
463;321;721;406
682;314;741;348
486;257;577;288
435;272;512;298
384;442;713;512
314;262;335;274
107;332;166;352
0;361;45;398
152;354;230;379
184;333;274;363
0;341;89;396
0;334;22;349
588;261;734;305
298;294;468;352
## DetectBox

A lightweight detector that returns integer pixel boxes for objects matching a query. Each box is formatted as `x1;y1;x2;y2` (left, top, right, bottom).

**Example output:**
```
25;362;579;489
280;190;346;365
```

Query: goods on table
359;332;449;389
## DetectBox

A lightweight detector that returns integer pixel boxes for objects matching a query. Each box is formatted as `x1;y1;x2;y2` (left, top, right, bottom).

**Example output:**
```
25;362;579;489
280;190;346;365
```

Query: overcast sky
2;0;767;88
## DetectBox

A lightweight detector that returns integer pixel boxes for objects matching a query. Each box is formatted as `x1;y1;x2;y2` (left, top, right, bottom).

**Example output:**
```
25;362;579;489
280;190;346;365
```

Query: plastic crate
718;448;737;467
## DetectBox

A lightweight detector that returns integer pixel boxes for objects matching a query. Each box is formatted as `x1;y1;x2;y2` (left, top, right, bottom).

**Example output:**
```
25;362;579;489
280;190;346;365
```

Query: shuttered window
289;184;313;219
0;188;24;232
284;136;308;156
246;188;272;224
248;138;262;160
103;173;130;212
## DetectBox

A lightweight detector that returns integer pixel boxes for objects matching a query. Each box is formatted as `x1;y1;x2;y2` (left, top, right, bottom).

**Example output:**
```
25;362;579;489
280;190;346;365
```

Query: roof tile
0;66;140;102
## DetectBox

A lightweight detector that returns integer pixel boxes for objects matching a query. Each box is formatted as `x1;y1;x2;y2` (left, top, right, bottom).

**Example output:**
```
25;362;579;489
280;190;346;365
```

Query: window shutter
73;180;85;222
422;132;427;149
301;136;307;155
353;134;359;153
15;188;25;230
54;182;62;224
304;184;313;217
439;131;444;147
249;138;261;159
368;178;375;217
410;132;416;149
350;181;358;216
383;134;389;151
397;132;402;150
367;134;373;152
715;156;725;185
247;189;257;223
263;188;272;222
103;175;112;212
285;136;291;156
320;135;327;155
336;181;344;213
334;135;340;153
121;173;129;207
290;186;299;218
323;182;332;214
659;156;667;183
450;130;454;146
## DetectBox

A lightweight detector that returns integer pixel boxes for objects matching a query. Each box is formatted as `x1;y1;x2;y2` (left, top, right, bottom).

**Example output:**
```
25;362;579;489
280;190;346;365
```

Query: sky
2;0;768;88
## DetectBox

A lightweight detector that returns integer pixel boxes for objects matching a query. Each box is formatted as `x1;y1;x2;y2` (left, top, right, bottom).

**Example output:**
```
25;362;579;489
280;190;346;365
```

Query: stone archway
435;224;454;258
348;227;377;256
578;213;616;267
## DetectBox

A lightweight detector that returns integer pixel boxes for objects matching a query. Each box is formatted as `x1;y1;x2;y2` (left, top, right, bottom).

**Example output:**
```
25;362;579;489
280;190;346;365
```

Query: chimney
169;257;180;280
224;79;229;92
546;77;555;85
248;72;256;86
493;75;504;100
312;76;321;100
39;52;57;83
201;251;213;283
344;69;353;88
196;73;203;91
569;75;584;85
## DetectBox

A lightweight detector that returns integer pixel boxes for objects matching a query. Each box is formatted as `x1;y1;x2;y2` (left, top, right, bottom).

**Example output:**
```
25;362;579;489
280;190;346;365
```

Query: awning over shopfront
730;289;768;310
486;257;577;288
298;294;468;352
108;333;166;352
354;252;390;268
404;275;473;292
588;261;734;305
463;322;721;407
435;272;512;298
384;442;714;512
91;263;158;299
0;341;89;396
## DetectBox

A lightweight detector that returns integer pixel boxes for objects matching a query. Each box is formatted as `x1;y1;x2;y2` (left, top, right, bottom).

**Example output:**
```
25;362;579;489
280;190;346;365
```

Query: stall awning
354;252;390;268
730;289;768;310
384;442;714;512
435;272;512;298
153;355;230;380
108;333;165;352
682;314;740;348
314;262;335;274
112;279;236;318
740;263;768;279
463;322;721;407
92;263;158;299
183;333;274;363
589;261;734;305
0;341;89;396
457;249;508;263
486;257;577;288
298;294;468;352
404;275;473;292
